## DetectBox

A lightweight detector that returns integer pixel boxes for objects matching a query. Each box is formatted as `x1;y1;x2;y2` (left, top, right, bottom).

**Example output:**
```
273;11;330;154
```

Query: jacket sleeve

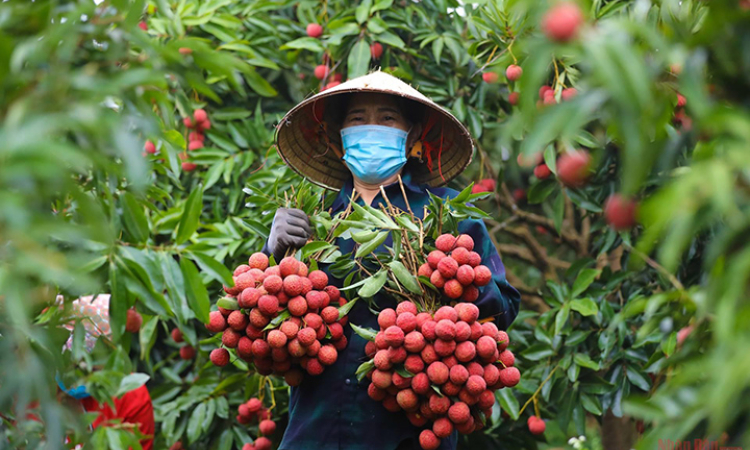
457;218;520;330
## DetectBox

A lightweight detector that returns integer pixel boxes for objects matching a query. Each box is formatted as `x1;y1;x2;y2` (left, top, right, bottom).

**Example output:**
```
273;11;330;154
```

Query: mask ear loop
311;98;344;159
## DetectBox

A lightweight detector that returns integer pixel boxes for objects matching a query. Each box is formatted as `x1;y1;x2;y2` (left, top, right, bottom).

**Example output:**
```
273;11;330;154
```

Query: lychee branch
518;364;559;417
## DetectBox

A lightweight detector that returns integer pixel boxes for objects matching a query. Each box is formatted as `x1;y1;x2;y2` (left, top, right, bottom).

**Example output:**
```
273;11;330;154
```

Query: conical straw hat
275;71;474;191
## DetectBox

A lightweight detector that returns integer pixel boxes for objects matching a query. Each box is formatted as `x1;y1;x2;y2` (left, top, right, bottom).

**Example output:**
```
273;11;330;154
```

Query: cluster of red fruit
418;234;492;303
470;178;496;194
364;302;520;450
236;397;275;450
204;253;350;385
167;326;197;360
672;92;691;130
179;109;210;172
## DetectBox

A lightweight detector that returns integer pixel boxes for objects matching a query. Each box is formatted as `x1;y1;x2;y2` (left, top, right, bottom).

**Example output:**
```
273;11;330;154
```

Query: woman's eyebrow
345;108;366;116
377;107;401;115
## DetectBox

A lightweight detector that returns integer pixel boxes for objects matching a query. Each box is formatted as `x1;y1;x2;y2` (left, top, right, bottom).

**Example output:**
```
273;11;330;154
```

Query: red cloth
80;385;154;450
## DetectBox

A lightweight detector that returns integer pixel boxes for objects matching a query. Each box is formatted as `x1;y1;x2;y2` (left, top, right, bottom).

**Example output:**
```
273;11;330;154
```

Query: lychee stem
518;364;558;417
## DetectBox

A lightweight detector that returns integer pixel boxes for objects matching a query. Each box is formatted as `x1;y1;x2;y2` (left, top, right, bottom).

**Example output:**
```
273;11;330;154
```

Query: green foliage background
1;0;749;449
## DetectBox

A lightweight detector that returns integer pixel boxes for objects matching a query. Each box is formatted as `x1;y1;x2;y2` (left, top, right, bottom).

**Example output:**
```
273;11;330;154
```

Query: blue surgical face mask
56;373;91;399
341;125;409;185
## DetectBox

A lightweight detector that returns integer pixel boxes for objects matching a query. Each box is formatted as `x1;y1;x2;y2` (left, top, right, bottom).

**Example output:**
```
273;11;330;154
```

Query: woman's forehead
345;93;401;112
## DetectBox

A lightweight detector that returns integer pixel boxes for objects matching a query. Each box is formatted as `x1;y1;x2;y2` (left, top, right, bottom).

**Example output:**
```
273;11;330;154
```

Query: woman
268;71;520;450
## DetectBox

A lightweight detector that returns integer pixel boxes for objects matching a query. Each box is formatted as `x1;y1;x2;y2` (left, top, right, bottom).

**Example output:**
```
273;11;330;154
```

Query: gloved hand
266;208;313;261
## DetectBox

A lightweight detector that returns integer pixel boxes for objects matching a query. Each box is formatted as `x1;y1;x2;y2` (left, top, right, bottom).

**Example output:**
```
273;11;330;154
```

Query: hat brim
275;71;474;191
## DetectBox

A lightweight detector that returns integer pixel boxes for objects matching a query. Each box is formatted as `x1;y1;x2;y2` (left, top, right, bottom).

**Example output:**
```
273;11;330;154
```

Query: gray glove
266;208;313;261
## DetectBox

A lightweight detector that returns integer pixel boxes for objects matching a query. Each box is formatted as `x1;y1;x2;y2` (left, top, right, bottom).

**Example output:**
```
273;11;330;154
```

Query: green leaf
355;360;375;382
116;373;149;397
625;367;651;391
348;39;371;80
580;393;603;415
244;68;278;97
189;251;234;286
338;298;358;319
574;353;600;370
553;192;564;234
395;215;419;233
496;389;519;420
281;37;324;52
355;231;388;258
376;31;406;50
264;310;291;331
388;261;421;294
571;269;601;297
139;315;159;361
180;257;210;323
521;343;555;361
570;298;599;317
555;303;570;334
217;297;239;310
527;179;557;204
432;37;444;64
350;323;378;341
176;187;203;244
121;192;149;243
301;241;334;259
355;0;373;24
371;0;393;12
358;269;388;298
188;402;206;444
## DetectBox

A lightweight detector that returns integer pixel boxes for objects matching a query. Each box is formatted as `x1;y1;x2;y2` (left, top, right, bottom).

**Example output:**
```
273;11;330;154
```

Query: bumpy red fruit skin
483;364;500;386
457;303;480;323
420;344;438;364
476;335;498;359
396;312;418;333
267;330;287;349
283;275;304;297
306;358;324;375
499;367;521;387
434;306;458;322
421;320;437;340
171;328;184;343
396;388;418;411
506;64;523;81
306;23;323;38
449;364;470;385
437;256;459;279
508;91;520;105
228;310;249;331
374;350;392;370
368;382;387;401
210;348;230;366
466;375;487;396
404;354;425;374
443;279;464;299
534;163;552;179
387;346;407;364
222;328;241;348
455;341;477;362
321;306;339;324
411;372;430;396
370;42;383;59
473;265;492;286
435;234;457;252
328;322;344;340
435;319;457;340
258;295;279;317
455;234;474;251
144;140;156;154
179;345;196;360
188;140;203;151
206;310;227;333
297;327;316;346
254;437;272;450
396;302;417;316
433;417;454;439
427;250;447;269
427;361;450;385
259;419;276;436
451;246;471;265
499;350;515;367
377;308;397;329
384;325;405;347
557;150;592;187
287;296;308;317
468;251;482;267
372;369;393;389
420;430;441;450
404;331;426;353
604;194;638;230
126;309;142;333
318;344;338;365
429;270;446;289
456;265;475;286
434;338;456;357
278;257;299;278
429;394;451;415
448;402;471;424
542;2;584;42
562;87;578;100
262;275;282;294
528;416;546;435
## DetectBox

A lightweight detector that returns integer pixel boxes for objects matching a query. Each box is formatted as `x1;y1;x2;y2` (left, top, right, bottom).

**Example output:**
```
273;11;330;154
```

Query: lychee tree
2;0;750;450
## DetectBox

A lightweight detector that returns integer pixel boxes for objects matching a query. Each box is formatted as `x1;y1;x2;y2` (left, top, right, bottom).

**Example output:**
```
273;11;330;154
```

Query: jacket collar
329;172;423;213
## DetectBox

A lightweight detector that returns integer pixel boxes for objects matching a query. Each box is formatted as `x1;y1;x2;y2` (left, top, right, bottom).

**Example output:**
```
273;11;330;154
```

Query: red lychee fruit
469;322;483;341
138;21;148;31
372;369;393;389
387;345;407;364
483;364;500;386
454;321;471;341
534;163;552;179
499;367;521;387
254;437;272;450
222;328;241;348
193;109;207;123
321;306;339;324
397;312;417;333
419;430;440;450
449;364;470;385
457;303;479;323
430;271;446;289
365;341;377;358
306;23;323;38
234;272;256;291
509;91;520;105
125;309;142;333
283;275;304;297
171;328;183;343
396;388;418;411
251;339;271;358
328;322;344;340
404;331;426;353
280;320;299;339
448;401;471;424
288;338;306;357
396;302;417;316
407;411;428;427
375;331;387;349
604;194;638;230
435;234;457;252
482;72;499;84
249;307;270;328
677;93;687;108
405;354;425;374
267;330;287;348
434;305;458;323
458;388;479;406
307;270;328;290
442;355;458;368
181;161;198;171
179;345;195;360
188;131;204;143
384;325;405;347
236;337;253;360
417;263;433;278
499;350;515;367
433;417;454;439
528;416;546;435
542;2;584;42
451;247;471;266
304;290;322;310
557;150;592;187
259;419;276;436
258;295;279;317
421;320;437;341
434;339;456;357
304;312;323;330
455;265;475;286
562;87;578;100
227;310;249;331
544;90;558;103
246;252;268;270
287;296;308;316
512;188;526;202
262;275;283;294
188;140;203;151
324;285;340;302
233;264;250;277
144;140;157;154
318;344;338;366
429;394;451;415
374;349;392;370
377;308;397;329
427;250;447;269
482;322;499;340
435;319;457;340
473;265;492;286
421;344;438;364
427;361;450;385
476;336;497;359
506;64;523;81
297;327;317;346
206;310;227;333
455;341;477;362
284;369;304;387
313;64;329;80
677;325;693;347
279;257;299;278
437;257;459;279
239;287;261;309
478;389;495;410
455;234;474;251
370;42;383;59
411;372;430;395
306;358;324;375
472;183;489;194
368;382;387;401
466;375;487;396
210;348;230;366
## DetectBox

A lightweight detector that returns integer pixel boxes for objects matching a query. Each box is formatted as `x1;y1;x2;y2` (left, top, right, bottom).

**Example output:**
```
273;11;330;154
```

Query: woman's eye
383;116;395;121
